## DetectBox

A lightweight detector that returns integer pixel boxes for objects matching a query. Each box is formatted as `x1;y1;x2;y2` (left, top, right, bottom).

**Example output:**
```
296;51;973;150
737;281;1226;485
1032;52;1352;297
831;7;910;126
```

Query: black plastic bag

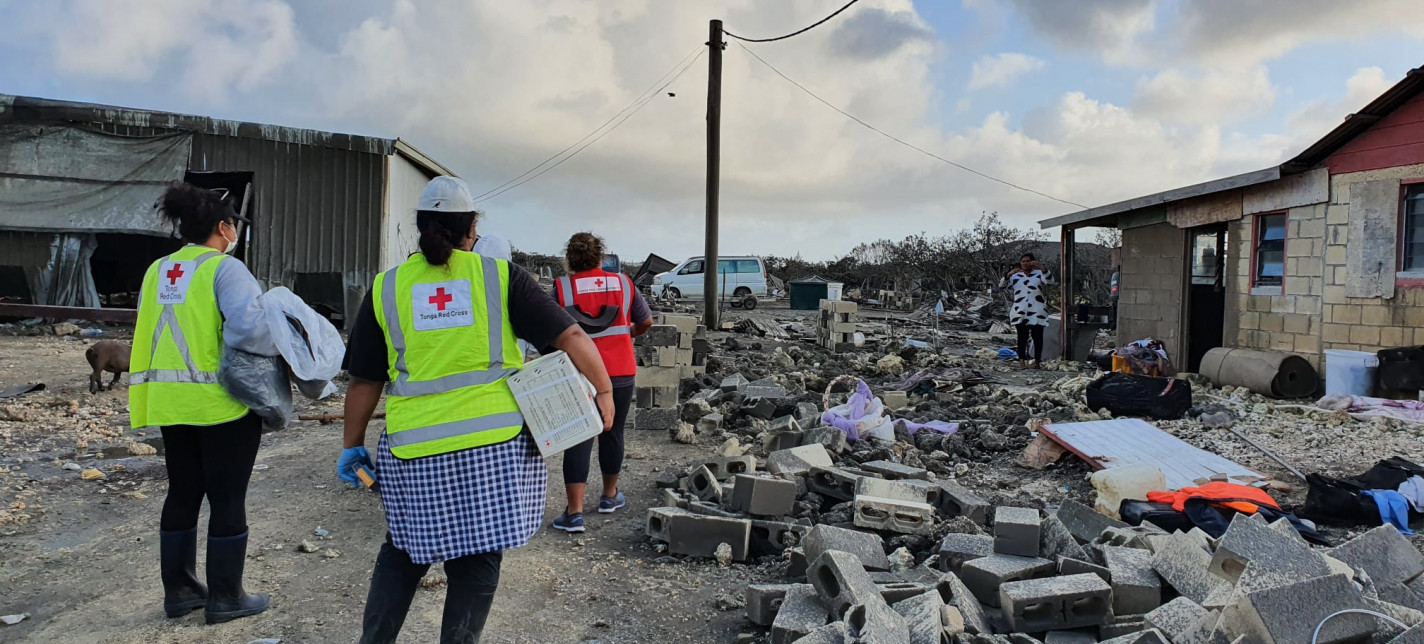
1301;473;1379;528
1085;372;1192;420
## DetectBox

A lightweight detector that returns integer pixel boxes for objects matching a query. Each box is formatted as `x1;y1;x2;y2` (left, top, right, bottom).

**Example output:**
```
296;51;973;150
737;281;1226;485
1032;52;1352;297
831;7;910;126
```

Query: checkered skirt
376;430;547;565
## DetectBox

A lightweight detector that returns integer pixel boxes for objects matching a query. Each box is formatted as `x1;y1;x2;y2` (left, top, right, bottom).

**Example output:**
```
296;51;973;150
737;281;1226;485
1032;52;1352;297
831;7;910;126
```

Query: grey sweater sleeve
214;259;279;356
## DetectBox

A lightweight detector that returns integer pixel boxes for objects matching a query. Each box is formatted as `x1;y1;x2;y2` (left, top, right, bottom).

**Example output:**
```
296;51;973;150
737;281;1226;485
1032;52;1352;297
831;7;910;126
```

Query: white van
653;256;768;303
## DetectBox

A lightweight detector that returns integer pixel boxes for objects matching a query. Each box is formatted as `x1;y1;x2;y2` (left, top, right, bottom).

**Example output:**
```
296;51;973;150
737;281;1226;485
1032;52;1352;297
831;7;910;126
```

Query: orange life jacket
1146;481;1280;516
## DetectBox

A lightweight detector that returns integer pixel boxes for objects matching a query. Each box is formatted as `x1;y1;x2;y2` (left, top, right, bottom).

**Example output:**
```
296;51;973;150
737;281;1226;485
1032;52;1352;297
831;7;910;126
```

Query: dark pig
86;341;131;394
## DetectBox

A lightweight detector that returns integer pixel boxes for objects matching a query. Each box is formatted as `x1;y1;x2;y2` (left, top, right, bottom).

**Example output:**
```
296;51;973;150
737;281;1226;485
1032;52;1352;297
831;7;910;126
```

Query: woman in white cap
339;176;612;643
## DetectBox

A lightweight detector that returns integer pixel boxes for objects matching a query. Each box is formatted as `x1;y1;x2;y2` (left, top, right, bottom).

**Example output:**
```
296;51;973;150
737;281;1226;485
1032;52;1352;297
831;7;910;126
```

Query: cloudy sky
2;1;1422;261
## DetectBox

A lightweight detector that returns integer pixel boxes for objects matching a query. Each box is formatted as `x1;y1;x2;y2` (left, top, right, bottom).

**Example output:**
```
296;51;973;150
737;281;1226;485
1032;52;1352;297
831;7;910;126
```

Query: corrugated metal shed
0;94;453;320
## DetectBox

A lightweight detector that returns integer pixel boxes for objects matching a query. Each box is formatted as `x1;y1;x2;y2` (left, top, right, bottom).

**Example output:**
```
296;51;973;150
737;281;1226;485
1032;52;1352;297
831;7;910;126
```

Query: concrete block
803;426;850;454
994;507;1042;557
692;455;757;480
1042;514;1091;562
1150;532;1227;605
796;620;852;644
942;605;966;637
959;554;1056;608
688;464;724;502
636;385;679;409
854;496;937;535
788;547;809;578
694;412;722;434
767;443;834;477
861;460;932;480
663;512;751;561
893;590;947;644
771;415;801;433
731;474;797;517
721;373;749;392
882;390;910;410
639;324;680;347
635;407;680;430
804;524;889;573
646;506;693;542
688;500;741;518
658;314;699;333
1060;556;1112;583
1102;546;1162;616
809;467;865;502
1043;631;1099;644
750;519;810;558
1329;524;1424;587
1099;630;1167;644
765;431;804;452
810;549;888;615
936;479;991;525
1094;527;1149;550
857;477;931;504
880;582;932;605
660;488;685;508
796;401;821;421
1098;616;1147;641
748;583;798;626
1055;500;1129;544
938;572;993;635
745;397;778;420
1219;573;1374;644
845;600;911;644
1145;597;1209;641
1174;611;1222;644
771;585;829;644
746;384;791;400
636;365;682;389
938;533;995;573
999;573;1112;632
678;332;693;350
1209;513;1329;584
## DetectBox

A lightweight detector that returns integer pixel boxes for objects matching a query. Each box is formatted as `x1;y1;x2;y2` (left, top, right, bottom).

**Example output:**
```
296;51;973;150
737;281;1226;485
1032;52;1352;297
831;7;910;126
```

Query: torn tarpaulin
820;377;958;441
895;418;959;436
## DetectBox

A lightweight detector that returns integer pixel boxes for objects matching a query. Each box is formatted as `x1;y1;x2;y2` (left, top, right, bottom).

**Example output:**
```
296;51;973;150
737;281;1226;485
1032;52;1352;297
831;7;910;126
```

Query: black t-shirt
344;263;575;382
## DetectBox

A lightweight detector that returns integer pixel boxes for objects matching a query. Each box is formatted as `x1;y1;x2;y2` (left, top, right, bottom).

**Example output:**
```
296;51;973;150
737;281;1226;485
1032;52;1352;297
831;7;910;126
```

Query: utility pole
703;19;723;329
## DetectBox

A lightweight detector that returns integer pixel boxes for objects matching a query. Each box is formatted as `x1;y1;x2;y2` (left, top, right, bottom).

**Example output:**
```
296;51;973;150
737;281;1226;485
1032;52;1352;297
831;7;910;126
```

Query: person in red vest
550;232;653;532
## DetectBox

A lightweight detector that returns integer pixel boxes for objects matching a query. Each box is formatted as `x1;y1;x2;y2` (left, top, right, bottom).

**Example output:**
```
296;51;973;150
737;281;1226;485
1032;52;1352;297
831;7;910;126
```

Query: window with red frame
1403;185;1424;272
1253;213;1285;287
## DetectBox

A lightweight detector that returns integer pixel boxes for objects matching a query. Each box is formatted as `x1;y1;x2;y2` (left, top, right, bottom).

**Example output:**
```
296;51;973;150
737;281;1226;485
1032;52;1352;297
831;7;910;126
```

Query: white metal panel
1040;418;1263;490
382;152;436;269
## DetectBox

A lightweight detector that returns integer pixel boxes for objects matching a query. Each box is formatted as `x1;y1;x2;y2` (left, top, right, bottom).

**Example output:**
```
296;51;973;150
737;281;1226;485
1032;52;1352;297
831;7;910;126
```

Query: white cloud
968;53;1046;90
1131;66;1277;125
1284;67;1395;146
994;0;1157;66
1176;0;1424;66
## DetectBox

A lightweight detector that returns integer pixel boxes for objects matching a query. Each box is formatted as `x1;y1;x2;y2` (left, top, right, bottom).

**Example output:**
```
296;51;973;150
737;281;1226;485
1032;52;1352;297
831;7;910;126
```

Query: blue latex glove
337;446;373;488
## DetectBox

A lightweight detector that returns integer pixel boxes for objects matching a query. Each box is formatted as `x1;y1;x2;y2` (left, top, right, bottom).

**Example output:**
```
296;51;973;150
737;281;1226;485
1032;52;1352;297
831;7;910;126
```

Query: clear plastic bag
218;348;292;430
257;287;344;400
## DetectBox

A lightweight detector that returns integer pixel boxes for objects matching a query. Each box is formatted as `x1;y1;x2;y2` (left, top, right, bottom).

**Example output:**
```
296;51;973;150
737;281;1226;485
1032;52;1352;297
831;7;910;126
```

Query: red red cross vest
555;269;636;377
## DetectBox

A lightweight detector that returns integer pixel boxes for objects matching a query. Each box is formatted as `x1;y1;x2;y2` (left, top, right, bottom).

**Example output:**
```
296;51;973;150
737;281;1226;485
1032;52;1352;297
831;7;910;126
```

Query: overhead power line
472;46;705;204
724;0;862;43
735;42;1089;210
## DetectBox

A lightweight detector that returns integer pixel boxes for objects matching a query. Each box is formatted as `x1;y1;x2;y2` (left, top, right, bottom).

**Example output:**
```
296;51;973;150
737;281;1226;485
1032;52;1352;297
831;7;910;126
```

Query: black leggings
361;536;502;644
1016;323;1045;363
159;412;261;537
562;385;634;485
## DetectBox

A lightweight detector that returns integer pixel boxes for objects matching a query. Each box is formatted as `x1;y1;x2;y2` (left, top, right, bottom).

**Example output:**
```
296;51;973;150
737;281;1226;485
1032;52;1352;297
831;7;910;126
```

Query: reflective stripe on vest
558;271;636;376
374;251;525;459
557;273;632;333
129;247;249;428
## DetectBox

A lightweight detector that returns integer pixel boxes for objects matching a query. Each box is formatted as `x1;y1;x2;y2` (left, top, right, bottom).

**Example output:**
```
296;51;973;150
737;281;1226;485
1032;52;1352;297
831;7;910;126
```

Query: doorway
1185;224;1227;372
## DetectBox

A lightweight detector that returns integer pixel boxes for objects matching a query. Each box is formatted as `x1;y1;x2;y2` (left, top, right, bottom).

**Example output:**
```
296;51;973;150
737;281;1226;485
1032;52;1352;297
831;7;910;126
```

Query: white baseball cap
418;176;476;213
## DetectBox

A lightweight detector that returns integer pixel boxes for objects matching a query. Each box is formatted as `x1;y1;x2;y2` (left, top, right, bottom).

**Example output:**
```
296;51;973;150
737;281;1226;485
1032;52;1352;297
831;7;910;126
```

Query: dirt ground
0;332;763;644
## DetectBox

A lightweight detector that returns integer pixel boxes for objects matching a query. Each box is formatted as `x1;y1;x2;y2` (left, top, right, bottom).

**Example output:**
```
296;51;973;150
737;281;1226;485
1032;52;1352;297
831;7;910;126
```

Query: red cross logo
428;287;453;311
594;278;604;288
165;264;185;285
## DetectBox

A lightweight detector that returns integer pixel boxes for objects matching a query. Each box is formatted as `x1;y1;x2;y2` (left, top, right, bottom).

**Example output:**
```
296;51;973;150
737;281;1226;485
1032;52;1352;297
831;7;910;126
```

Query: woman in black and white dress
1000;253;1055;368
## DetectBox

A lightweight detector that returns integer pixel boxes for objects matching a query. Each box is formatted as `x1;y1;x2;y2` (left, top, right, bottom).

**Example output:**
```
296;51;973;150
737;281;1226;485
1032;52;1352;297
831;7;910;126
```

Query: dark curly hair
416;210;479;266
158;182;237;243
564;232;605;272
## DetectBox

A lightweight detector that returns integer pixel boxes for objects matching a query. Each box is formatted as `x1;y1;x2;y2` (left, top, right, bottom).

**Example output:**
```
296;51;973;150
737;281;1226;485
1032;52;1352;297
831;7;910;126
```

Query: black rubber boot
205;531;270;624
160;528;207;618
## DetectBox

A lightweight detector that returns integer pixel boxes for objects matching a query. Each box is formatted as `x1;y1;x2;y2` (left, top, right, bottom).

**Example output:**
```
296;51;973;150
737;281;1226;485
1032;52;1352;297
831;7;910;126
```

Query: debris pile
818;301;859;354
633;314;708;433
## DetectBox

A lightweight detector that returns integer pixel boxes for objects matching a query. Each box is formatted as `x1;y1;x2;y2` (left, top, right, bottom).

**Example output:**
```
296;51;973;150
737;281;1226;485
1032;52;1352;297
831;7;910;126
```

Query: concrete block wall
1229;203;1328;369
1117;223;1186;363
1319;164;1424;356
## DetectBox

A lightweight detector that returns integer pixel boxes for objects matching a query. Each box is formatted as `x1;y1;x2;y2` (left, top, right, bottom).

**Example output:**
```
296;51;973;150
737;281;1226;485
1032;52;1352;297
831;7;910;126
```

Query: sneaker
552;512;585;533
597;492;627;514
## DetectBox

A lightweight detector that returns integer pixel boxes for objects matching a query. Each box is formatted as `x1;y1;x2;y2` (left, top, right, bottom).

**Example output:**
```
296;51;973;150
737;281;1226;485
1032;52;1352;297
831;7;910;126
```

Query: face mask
221;222;239;255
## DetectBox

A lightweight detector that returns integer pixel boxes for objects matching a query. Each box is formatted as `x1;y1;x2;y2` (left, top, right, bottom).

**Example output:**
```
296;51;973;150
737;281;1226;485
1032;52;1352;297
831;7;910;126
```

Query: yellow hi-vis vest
129;245;249;428
373;250;525;459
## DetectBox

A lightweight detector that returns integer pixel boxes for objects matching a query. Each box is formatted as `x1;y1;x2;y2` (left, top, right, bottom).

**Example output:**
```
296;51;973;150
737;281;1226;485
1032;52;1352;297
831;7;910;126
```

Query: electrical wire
724;0;862;43
734;41;1090;210
1311;609;1408;643
471;46;704;203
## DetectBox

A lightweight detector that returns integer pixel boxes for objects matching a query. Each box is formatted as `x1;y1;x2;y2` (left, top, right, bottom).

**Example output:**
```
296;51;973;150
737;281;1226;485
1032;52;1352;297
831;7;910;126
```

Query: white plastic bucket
1324;349;1379;397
